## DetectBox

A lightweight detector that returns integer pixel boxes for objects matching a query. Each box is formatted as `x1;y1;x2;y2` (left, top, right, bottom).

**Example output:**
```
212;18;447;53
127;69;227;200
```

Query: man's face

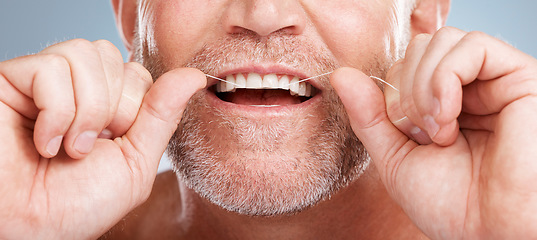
134;0;412;215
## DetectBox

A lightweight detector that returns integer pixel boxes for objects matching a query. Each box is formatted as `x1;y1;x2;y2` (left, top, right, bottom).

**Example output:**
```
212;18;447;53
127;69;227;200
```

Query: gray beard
134;32;389;216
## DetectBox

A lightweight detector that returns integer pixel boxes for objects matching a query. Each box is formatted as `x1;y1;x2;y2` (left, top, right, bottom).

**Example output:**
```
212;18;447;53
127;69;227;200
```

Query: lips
211;72;319;107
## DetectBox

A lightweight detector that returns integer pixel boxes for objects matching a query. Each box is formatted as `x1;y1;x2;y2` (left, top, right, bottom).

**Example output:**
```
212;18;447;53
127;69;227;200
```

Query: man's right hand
0;39;205;239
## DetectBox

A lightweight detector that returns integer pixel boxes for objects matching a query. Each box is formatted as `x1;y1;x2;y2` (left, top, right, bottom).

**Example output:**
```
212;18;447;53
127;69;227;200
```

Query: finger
385;60;404;122
93;40;124;124
330;67;417;191
0;54;76;158
106;62;153;137
385;60;431;144
398;34;432;137
427;31;537;144
412;27;466;137
41;39;112;158
119;68;206;197
461;66;537;115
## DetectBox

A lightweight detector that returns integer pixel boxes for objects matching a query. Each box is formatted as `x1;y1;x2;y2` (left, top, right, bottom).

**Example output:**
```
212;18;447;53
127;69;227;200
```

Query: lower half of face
169;84;369;216
135;32;390;216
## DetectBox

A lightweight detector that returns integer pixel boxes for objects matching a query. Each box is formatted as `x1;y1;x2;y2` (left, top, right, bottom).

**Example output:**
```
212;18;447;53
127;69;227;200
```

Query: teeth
263;74;279;89
279;75;290;90
289;77;300;96
245;73;263;89
235;74;247;88
215;73;315;97
225;75;236;92
298;82;306;96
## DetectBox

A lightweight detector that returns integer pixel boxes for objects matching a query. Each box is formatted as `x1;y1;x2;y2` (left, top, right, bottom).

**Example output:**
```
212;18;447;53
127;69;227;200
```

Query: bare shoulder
100;170;182;239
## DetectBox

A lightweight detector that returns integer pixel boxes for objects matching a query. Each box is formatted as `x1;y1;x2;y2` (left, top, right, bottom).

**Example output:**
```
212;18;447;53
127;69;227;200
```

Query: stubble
134;32;390;216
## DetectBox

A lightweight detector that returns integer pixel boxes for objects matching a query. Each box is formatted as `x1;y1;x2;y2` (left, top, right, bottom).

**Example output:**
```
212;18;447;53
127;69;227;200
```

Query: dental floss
369;76;399;92
206;72;399;92
392;116;408;124
367;76;407;124
281;71;333;87
204;72;333;87
205;74;241;87
206;72;407;123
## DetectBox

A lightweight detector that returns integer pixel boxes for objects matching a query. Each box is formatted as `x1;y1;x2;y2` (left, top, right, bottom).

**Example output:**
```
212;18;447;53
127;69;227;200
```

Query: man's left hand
332;27;537;239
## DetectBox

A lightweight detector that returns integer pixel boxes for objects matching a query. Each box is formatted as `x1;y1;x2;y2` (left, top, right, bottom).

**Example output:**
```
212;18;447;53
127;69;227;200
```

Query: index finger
419;32;537;144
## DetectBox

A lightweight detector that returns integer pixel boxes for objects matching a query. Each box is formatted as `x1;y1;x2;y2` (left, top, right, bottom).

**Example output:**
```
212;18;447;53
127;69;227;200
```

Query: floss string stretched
205;72;406;123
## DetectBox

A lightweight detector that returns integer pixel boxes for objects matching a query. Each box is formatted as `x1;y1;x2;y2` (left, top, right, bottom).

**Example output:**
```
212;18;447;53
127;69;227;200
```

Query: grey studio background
1;0;536;172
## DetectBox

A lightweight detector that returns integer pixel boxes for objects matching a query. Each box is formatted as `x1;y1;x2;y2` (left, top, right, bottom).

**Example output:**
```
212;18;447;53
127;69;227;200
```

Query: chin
167;85;370;216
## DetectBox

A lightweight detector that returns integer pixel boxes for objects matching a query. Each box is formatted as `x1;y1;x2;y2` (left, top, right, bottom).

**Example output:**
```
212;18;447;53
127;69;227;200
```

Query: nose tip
223;0;306;37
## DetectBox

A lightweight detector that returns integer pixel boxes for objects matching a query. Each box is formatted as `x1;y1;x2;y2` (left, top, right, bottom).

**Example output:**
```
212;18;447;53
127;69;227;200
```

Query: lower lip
205;89;322;117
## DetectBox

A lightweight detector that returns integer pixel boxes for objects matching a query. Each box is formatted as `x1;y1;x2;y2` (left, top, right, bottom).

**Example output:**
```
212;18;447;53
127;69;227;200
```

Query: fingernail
98;129;113;139
423;115;440;138
410;127;432;145
74;131;98;154
46;136;63;156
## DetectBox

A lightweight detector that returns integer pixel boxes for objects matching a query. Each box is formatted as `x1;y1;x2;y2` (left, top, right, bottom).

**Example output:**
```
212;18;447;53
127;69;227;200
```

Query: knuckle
407;33;432;51
64;39;101;57
66;38;95;50
93;39;115;50
435;26;462;37
141;99;167;123
431;27;465;44
463;31;489;43
37;54;72;80
93;39;123;61
40;54;70;70
40;38;96;56
55;107;77;124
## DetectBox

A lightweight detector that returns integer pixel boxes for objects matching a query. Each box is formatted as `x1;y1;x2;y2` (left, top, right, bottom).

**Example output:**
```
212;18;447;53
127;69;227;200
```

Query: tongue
222;89;302;105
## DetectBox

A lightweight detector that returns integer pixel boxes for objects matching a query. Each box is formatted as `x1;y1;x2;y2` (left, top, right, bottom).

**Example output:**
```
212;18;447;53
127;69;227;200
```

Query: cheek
307;1;398;67
150;1;223;67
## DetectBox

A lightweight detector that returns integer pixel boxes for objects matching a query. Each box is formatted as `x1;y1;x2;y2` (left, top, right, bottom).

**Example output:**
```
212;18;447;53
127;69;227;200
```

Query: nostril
222;1;306;37
228;26;255;35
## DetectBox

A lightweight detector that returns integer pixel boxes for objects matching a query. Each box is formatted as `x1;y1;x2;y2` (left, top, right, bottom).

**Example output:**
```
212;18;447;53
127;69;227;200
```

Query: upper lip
207;63;325;91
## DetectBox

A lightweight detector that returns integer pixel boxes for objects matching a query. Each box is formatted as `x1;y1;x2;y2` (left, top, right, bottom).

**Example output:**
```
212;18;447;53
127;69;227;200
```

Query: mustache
183;32;339;78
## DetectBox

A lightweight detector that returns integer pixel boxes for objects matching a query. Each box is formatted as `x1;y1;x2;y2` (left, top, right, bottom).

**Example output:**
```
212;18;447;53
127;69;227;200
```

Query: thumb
122;67;206;178
330;67;416;190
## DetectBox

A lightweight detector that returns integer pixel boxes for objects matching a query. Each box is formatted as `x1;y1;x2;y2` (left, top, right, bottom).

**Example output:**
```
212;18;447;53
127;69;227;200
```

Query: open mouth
212;73;319;106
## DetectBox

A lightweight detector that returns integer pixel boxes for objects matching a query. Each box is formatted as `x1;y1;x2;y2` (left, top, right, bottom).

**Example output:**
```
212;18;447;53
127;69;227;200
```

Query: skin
0;0;536;240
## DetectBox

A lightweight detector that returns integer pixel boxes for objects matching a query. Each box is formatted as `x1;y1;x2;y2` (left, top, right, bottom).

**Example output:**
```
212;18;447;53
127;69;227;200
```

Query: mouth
211;73;319;107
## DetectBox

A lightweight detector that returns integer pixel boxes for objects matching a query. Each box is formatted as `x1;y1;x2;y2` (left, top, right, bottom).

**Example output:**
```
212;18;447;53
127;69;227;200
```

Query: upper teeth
216;73;314;97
